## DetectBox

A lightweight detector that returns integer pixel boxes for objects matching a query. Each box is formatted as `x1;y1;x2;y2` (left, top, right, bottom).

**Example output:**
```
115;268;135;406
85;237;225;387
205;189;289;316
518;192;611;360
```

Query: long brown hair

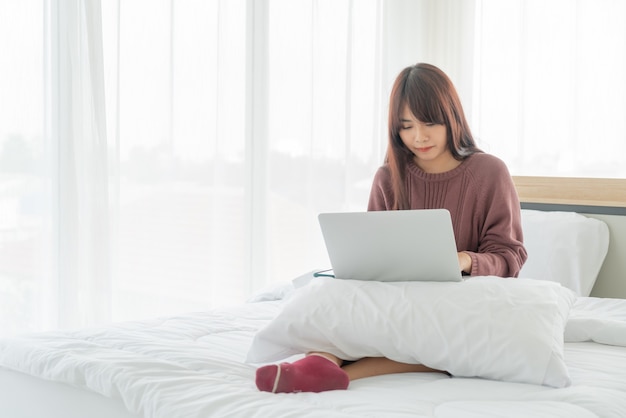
386;63;481;209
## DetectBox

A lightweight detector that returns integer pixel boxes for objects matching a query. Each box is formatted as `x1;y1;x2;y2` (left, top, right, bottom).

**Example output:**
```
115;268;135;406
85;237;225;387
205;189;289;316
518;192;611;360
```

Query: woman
256;63;528;394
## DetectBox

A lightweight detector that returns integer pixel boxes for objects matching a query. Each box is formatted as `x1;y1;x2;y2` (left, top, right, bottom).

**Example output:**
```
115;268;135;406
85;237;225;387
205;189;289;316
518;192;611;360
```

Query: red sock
255;355;349;393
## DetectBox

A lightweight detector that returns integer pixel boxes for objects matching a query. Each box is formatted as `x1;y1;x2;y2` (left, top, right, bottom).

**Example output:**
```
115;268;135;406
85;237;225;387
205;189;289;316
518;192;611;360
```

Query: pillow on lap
246;276;576;388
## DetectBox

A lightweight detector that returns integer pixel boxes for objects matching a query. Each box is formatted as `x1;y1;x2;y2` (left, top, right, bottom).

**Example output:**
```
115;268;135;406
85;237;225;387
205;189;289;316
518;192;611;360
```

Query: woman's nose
413;128;426;143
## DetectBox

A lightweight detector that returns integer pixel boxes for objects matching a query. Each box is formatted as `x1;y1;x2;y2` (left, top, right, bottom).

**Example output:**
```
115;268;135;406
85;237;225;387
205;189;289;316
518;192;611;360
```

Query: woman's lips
416;146;434;153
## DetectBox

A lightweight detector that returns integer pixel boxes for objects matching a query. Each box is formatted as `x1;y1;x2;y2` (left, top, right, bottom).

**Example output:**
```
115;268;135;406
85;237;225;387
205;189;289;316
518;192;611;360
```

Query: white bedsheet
1;298;626;418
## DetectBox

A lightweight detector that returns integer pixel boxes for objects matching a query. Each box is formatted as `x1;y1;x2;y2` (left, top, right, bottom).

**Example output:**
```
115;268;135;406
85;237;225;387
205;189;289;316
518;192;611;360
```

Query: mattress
1;295;626;418
0;368;138;418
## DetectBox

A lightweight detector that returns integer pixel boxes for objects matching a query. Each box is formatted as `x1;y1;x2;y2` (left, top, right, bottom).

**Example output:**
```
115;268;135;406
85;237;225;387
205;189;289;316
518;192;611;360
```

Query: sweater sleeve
367;166;394;211
466;160;528;278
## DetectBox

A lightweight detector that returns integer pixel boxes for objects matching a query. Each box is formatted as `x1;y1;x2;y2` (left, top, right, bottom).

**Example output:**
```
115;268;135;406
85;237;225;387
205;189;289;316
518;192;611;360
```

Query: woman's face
398;104;460;174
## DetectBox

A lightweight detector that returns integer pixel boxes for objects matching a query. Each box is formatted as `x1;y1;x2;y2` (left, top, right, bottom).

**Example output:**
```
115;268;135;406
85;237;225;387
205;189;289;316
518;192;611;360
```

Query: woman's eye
401;125;411;130
425;122;435;127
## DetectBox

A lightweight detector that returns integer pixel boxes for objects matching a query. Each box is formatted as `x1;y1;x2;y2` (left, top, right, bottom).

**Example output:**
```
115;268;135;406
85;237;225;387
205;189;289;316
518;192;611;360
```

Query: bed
2;177;626;418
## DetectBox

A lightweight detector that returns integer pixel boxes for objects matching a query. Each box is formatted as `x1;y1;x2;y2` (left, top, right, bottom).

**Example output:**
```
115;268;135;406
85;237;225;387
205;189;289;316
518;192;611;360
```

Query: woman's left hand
457;252;472;274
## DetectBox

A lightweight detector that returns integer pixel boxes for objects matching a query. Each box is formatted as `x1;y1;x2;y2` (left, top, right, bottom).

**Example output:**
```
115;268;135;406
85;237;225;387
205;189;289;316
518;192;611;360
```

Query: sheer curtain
103;0;252;321
472;0;626;178
0;0;389;335
50;0;112;329
2;0;625;336
0;0;111;334
263;0;385;282
0;2;47;335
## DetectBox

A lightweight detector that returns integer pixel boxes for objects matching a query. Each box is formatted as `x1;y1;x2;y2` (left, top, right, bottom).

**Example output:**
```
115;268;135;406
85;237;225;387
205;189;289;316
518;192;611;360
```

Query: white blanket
1;298;626;418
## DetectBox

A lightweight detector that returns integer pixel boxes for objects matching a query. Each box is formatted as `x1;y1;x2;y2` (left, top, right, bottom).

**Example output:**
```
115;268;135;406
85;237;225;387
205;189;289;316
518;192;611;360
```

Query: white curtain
2;0;626;336
0;1;47;335
381;0;626;178
50;0;112;329
103;0;252;321
263;0;385;283
101;0;387;322
472;0;626;177
0;0;112;334
7;0;388;333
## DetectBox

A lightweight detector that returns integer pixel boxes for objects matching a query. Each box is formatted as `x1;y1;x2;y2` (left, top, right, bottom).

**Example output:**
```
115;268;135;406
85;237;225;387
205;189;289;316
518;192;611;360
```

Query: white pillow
246;277;576;388
565;297;626;346
519;209;609;296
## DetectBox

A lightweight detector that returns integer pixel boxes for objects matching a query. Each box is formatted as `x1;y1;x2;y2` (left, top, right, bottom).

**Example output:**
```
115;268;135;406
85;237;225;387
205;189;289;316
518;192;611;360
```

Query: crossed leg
255;352;447;393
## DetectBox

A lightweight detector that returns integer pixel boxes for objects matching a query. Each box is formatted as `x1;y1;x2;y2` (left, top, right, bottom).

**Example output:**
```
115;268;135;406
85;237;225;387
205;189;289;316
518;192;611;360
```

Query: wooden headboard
513;176;626;208
513;176;626;299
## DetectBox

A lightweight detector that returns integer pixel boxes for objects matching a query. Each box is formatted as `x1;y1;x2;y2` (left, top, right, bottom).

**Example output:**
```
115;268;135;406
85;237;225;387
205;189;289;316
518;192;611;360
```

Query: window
103;0;250;320
2;0;624;336
265;0;384;281
0;2;47;335
473;0;626;178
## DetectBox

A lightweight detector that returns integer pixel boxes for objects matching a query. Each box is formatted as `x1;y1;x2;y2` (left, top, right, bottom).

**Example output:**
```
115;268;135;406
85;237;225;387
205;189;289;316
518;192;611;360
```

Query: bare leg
256;352;447;393
309;352;446;380
342;357;445;380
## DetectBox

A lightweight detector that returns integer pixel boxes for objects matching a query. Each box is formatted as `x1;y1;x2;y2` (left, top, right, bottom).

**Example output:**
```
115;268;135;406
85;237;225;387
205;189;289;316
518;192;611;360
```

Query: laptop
317;209;462;282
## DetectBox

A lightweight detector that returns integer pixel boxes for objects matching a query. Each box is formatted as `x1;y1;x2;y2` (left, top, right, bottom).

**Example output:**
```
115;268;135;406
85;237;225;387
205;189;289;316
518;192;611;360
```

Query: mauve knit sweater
368;152;528;278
